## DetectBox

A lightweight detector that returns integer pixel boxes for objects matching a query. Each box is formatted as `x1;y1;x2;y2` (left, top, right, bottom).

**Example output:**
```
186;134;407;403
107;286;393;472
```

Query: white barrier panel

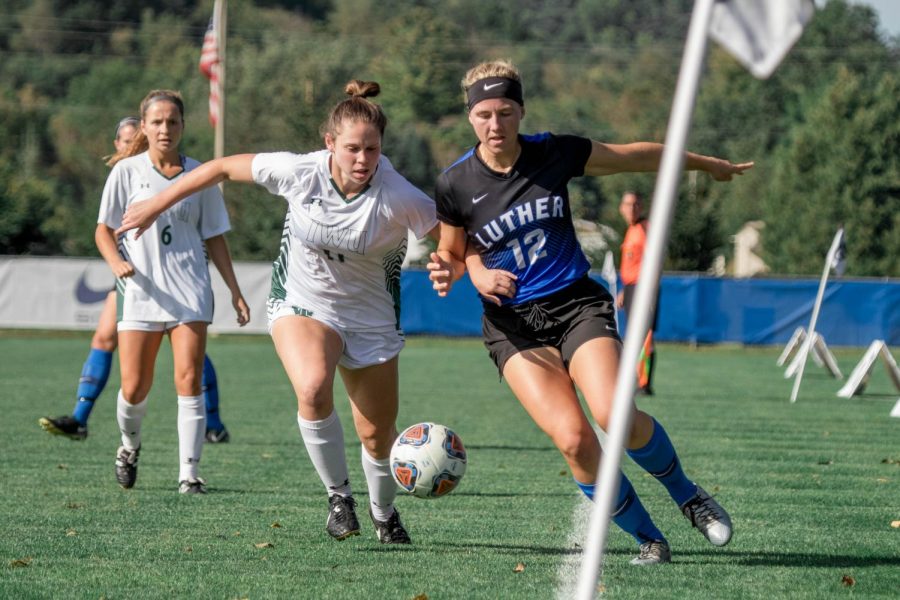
781;329;842;379
0;256;272;334
837;340;900;398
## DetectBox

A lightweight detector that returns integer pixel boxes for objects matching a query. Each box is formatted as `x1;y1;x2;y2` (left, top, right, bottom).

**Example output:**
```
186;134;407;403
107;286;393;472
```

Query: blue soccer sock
201;354;223;431
627;418;698;507
576;473;667;544
72;348;113;425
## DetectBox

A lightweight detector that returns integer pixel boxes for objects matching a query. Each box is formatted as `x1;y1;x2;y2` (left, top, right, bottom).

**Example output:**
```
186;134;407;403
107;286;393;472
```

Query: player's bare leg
273;316;360;540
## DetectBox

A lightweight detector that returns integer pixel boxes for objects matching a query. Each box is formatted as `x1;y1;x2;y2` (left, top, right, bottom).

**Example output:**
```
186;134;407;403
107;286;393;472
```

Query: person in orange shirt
616;191;656;395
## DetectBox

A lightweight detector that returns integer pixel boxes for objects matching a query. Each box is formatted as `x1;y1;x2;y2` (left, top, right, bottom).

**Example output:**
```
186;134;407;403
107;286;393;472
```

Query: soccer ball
390;422;467;498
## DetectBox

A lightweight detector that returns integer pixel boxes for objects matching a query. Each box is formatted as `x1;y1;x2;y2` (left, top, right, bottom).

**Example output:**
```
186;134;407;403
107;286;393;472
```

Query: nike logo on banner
483;82;503;91
472;194;488;204
75;273;111;304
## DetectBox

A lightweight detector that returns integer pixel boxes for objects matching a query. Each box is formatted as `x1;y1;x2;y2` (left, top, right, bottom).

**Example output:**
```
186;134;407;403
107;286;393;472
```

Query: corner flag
709;0;815;79
831;230;847;276
576;1;815;597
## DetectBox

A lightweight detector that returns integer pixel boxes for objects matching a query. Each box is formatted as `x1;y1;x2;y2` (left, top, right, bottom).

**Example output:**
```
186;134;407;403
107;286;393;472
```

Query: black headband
466;77;524;111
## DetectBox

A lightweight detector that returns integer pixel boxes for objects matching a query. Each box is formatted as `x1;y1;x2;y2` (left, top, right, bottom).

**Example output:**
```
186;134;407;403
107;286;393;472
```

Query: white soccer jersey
252;150;437;331
98;152;231;323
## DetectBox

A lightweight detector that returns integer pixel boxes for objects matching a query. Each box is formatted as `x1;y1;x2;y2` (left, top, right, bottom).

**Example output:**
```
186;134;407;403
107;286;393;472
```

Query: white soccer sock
361;446;397;522
116;390;147;451
297;411;351;497
177;394;206;482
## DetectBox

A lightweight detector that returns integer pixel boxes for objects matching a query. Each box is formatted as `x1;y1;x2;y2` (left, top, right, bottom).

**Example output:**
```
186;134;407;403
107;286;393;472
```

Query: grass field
1;332;898;599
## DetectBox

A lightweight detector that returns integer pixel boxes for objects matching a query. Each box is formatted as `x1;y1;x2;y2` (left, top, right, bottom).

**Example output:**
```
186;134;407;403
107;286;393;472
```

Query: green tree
762;68;900;276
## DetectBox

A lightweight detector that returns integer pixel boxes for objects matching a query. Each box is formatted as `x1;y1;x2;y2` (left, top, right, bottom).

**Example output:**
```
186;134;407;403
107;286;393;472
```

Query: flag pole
214;0;226;164
575;0;716;596
789;227;844;403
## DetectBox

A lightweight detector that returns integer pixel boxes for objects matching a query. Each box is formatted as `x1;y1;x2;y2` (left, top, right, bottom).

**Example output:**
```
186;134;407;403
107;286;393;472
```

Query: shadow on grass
465;444;557;452
449;490;572;498
362;544;900;568
675;548;900;568
360;540;595;556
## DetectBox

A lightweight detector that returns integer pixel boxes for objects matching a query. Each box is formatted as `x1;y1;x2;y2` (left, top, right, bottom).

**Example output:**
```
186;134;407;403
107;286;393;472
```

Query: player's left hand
116;199;163;239
233;294;250;326
470;267;517;306
707;159;754;181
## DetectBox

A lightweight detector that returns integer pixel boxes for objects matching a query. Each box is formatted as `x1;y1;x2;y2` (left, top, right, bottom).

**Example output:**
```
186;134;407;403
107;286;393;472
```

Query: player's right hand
427;251;454;297
111;260;135;278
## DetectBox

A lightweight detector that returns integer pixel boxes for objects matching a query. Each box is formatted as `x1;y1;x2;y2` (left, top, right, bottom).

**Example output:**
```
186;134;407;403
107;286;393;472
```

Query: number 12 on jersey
505;228;547;269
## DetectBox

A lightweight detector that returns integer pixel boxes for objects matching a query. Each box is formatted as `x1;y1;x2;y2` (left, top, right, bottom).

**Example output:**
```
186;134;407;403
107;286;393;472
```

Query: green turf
1;333;897;599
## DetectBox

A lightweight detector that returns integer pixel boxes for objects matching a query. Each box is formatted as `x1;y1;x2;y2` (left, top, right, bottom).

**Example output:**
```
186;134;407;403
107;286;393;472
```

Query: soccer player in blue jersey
39;117;232;445
428;59;753;565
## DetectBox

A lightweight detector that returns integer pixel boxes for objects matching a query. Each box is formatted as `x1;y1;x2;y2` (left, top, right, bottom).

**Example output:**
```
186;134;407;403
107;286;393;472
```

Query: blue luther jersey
435;132;593;305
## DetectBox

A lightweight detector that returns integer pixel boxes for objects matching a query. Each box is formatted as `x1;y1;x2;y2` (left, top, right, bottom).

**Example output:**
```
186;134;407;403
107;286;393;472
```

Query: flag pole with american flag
199;0;227;164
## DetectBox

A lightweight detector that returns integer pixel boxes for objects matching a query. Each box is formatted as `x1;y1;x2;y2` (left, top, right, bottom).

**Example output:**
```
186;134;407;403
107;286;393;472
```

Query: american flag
198;5;220;126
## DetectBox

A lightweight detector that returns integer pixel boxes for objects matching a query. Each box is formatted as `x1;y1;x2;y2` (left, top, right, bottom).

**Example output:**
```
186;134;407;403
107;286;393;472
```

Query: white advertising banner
0;256;272;334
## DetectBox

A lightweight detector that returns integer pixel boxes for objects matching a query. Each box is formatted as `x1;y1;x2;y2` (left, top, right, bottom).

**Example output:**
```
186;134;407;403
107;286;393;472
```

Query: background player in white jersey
117;80;451;543
428;60;753;565
96;90;249;494
39;117;232;444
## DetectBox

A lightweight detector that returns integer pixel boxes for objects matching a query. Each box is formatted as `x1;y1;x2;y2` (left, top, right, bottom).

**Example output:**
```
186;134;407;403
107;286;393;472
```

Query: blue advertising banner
399;271;900;347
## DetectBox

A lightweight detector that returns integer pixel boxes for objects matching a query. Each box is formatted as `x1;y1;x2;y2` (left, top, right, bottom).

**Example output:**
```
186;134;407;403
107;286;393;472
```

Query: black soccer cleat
326;495;361;540
178;478;208;494
205;425;230;444
630;540;671;565
39;415;87;440
369;507;411;544
115;445;140;489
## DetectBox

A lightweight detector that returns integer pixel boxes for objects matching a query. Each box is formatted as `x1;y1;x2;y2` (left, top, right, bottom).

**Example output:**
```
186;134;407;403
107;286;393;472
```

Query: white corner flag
576;1;815;597
709;0;815;79
831;230;847;276
790;227;844;403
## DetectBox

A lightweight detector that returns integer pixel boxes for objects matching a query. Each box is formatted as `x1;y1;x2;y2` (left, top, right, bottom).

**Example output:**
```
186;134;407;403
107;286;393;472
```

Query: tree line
0;0;897;276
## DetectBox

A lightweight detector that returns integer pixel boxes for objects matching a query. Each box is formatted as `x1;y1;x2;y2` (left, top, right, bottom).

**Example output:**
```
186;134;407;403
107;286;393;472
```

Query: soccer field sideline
2;333;898;599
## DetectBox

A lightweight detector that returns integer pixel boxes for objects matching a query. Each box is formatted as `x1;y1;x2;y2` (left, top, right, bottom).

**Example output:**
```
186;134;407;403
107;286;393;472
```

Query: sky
831;0;900;37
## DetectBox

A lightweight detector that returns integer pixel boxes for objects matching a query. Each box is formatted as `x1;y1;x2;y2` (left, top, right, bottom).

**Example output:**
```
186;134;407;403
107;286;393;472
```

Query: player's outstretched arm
206;234;250;327
584;140;753;180
117;154;256;239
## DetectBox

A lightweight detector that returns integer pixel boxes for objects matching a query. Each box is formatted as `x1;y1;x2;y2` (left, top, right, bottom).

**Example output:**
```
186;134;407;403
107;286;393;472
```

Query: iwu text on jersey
474;195;564;250
305;218;368;255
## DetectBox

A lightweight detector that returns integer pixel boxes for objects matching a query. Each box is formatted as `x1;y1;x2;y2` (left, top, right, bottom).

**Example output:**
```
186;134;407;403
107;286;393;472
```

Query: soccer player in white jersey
39;117;233;445
429;60;753;565
96;90;250;494
117;80;454;543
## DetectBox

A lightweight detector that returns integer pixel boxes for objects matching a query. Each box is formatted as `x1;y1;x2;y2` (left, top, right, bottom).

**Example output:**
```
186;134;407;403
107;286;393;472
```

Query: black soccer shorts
482;276;621;374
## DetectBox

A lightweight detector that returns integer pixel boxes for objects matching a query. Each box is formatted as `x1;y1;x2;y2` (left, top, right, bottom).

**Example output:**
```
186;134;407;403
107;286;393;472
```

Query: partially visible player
429;59;752;565
96;90;249;494
39;117;231;444
116;81;445;541
616;191;657;395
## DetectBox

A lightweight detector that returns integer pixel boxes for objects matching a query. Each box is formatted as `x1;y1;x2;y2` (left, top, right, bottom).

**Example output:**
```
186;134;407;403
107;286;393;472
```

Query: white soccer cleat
680;486;733;547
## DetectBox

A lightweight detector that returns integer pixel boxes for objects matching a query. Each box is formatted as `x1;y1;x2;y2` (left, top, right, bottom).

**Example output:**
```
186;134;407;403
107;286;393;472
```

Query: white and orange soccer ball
390;422;467;498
